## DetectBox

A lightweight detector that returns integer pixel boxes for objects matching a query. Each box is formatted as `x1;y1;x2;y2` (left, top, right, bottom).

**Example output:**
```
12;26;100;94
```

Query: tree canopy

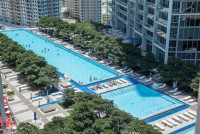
0;33;59;86
18;91;161;134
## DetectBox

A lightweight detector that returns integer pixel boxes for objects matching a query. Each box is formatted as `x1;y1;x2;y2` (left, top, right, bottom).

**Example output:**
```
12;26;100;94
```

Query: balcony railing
146;13;154;19
157;5;168;13
154;40;165;50
156;17;167;26
116;0;127;7
147;2;155;8
156;29;166;38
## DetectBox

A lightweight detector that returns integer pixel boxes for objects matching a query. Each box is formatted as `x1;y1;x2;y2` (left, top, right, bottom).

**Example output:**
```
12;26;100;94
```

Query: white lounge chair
159;83;166;89
153;123;165;131
178;114;189;121
118;79;126;83
6;73;16;77
169;88;178;93
116;80;123;84
123;68;131;73
183;112;195;119
104;60;112;66
172;116;182;123
166;119;178;126
139;76;146;80
32;96;42;102
161;120;173;128
173;91;182;96
126;70;133;75
8;75;17;80
122;66;128;71
188;99;196;103
145;77;152;83
188;110;197;116
182;96;192;101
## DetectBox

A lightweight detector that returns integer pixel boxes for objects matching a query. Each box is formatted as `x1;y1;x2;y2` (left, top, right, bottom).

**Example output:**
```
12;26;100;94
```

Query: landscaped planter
7;91;14;101
3;84;8;94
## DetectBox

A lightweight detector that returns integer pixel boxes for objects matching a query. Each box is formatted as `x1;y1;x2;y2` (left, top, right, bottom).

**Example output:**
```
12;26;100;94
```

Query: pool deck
1;69;70;129
1;29;198;133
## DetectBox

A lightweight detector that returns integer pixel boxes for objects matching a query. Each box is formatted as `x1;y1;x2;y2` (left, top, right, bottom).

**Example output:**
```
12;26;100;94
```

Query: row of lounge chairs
153;110;197;131
90;79;128;91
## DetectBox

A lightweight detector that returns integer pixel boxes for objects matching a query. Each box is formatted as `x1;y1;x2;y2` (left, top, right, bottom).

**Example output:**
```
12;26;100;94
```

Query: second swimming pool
101;84;184;119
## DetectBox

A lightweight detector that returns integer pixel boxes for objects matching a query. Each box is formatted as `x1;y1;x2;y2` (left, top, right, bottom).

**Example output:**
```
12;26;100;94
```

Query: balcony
144;33;153;41
156;29;166;38
147;2;155;9
156;17;167;26
157;5;168;13
146;13;154;20
117;16;127;24
144;24;153;31
116;0;127;8
154;40;165;51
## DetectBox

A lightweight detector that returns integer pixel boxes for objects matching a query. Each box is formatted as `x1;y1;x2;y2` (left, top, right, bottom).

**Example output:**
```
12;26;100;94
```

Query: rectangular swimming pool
101;84;184;119
1;30;118;85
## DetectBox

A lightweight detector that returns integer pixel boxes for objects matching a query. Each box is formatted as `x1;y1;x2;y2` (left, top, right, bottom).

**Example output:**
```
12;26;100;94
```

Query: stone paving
1;71;69;129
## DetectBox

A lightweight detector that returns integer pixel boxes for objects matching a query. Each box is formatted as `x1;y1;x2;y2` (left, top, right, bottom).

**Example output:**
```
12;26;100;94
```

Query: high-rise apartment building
112;0;200;66
65;0;102;23
0;0;60;26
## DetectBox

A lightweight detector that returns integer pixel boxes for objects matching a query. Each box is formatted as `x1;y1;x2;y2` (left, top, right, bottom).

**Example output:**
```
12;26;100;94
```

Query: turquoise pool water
1;30;118;85
181;127;195;134
101;84;183;119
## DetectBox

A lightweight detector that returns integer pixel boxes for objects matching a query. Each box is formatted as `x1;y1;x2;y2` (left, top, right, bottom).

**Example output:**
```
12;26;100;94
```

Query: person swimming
89;76;92;82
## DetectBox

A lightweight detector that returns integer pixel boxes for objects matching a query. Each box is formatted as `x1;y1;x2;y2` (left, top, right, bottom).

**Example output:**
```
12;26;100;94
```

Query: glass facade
112;0;200;66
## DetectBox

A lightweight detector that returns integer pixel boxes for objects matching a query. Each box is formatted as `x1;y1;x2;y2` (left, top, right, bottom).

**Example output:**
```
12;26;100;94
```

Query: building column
195;81;200;134
0;74;7;134
164;0;173;64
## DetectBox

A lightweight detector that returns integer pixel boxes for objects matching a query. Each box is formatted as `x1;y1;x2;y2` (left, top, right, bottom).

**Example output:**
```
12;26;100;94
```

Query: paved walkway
1;72;69;129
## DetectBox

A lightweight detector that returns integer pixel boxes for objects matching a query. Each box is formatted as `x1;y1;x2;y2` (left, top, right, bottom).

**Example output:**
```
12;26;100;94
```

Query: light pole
195;81;200;134
0;73;7;134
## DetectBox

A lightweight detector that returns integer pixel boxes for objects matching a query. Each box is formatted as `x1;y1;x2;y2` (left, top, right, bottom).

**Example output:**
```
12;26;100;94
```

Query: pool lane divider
170;123;195;134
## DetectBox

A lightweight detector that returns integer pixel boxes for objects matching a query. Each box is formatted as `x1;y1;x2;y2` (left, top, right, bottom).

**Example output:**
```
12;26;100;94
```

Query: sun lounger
51;92;63;96
173;91;182;96
102;84;109;88
182;96;192;101
166;119;178;126
60;81;72;88
169;88;178;93
32;96;42;102
119;79;127;83
145;77;152;83
126;70;133;75
153;123;165;131
40;105;56;113
122;66;128;71
187;99;196;103
123;68;131;73
6;73;16;77
20;87;30;91
8;75;17;80
159;83;166;89
178;114;189;121
56;95;63;100
0;69;12;74
183;112;195;119
18;84;28;88
139;76;146;80
188;110;197;116
116;80;123;84
153;74;161;77
172;116;182;123
161;120;173;128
